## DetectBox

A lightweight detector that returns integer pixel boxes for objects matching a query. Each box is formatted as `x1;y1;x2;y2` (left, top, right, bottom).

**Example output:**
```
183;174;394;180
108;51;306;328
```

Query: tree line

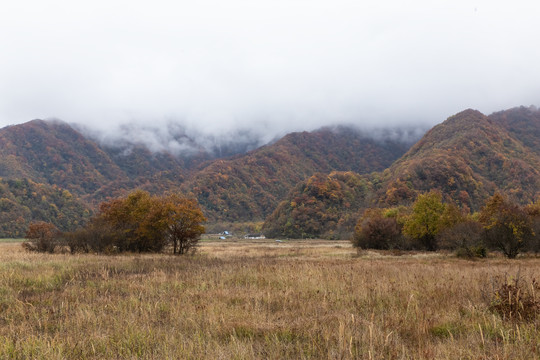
23;190;206;255
353;192;540;258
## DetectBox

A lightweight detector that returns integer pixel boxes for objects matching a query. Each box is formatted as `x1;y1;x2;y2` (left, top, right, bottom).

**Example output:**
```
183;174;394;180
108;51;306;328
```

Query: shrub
353;209;403;250
438;221;486;258
484;273;540;322
23;222;61;253
455;245;487;259
525;204;540;254
162;195;206;255
63;217;117;253
62;190;206;255
402;191;447;251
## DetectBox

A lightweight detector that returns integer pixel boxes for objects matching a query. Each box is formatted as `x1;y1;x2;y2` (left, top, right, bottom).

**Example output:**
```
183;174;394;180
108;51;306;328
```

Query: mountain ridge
262;107;540;238
180;126;414;222
2;106;538;238
0;119;416;236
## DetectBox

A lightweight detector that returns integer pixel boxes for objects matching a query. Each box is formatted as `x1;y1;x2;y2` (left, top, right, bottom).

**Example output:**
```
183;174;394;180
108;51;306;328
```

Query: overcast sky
1;0;539;141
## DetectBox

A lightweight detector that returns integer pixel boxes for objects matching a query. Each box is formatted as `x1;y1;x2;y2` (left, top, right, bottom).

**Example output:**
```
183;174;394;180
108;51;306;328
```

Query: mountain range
0;105;538;238
180;126;414;223
0;119;415;236
263;106;540;239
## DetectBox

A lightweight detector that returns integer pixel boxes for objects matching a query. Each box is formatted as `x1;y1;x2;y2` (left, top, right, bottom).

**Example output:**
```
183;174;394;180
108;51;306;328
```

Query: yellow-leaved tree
402;191;462;251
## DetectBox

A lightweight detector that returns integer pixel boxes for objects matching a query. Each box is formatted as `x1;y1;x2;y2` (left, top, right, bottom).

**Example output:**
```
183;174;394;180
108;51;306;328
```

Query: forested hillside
489;106;540;154
1;106;539;238
0;120;414;236
0;120;125;196
181;127;413;222
379;108;540;208
264;107;540;239
262;171;372;239
0;178;90;237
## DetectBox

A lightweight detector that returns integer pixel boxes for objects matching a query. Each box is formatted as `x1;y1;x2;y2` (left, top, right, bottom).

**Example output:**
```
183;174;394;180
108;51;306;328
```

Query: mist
74;120;275;158
1;0;539;154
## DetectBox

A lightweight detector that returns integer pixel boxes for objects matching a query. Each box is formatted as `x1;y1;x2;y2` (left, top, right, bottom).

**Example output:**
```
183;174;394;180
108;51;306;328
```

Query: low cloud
75;120;275;158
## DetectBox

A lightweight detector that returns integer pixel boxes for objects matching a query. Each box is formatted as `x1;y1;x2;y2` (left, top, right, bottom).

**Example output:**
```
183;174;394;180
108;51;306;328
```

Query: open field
0;240;539;359
0;239;24;243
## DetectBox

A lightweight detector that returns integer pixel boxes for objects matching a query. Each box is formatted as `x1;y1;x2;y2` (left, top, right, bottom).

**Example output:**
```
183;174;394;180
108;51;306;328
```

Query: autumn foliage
262;172;371;239
351;192;539;258
3;106;540;240
87;190;206;254
478;194;534;259
23;222;61;253
25;190;206;254
0;178;90;238
353;209;404;250
265;107;540;240
182;128;410;223
161;195;207;254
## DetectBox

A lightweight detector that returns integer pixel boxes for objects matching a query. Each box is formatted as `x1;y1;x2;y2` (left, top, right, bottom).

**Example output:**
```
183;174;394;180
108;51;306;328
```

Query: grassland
0;238;24;243
0;240;538;359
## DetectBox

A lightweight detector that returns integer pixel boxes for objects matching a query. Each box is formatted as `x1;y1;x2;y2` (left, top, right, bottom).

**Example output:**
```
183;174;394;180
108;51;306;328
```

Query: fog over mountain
74;120;274;158
1;1;539;151
72;119;427;159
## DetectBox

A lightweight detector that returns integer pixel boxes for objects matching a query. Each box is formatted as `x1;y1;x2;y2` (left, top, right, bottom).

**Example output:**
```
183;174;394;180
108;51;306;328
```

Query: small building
244;234;266;239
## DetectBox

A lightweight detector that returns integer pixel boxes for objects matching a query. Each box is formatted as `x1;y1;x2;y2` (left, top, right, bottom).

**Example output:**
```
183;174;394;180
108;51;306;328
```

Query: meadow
0;240;538;359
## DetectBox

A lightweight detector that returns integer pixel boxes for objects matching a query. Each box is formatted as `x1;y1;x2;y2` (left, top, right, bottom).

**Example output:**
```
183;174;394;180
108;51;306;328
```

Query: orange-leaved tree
92;190;206;254
23;221;60;253
162;194;206;254
97;190;168;252
353;208;403;250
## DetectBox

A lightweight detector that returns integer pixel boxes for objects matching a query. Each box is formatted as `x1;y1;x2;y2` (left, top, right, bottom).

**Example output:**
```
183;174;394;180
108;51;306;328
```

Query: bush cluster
352;192;540;258
22;222;61;253
23;190;206;255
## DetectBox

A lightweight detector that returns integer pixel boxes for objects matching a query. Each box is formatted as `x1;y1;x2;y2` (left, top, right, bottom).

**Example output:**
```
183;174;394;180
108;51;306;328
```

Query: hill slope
0;120;125;196
0;120;192;203
263;107;540;238
0;120;192;235
489;106;540;154
379;108;540;208
0;178;90;237
0;120;415;236
181;127;414;222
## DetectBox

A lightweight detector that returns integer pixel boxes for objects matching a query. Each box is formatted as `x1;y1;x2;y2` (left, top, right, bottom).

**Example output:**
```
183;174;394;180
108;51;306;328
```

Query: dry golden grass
0;240;539;359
